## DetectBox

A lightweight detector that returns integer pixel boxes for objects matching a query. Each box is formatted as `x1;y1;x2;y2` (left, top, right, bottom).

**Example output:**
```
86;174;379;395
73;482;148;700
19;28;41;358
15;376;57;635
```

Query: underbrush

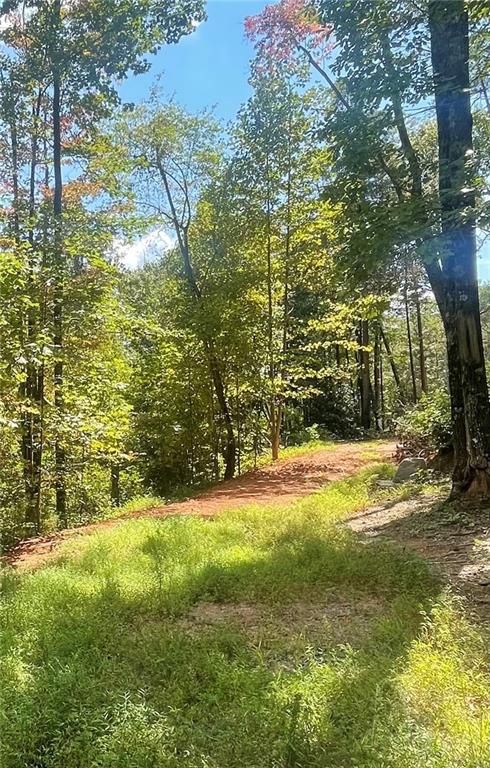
1;466;488;767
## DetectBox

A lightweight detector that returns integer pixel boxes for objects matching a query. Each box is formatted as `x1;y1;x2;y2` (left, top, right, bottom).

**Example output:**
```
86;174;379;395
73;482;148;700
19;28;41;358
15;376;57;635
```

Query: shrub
396;390;452;455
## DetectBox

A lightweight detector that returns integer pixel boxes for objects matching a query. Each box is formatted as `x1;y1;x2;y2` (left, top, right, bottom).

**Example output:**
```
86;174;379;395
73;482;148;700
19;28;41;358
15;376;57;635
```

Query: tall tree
246;0;490;495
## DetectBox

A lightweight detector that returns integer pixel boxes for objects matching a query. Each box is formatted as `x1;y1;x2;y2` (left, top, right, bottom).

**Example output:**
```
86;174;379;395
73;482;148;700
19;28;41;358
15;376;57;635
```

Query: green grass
240;438;336;472
108;495;165;519
278;439;336;459
109;440;338;520
1;465;489;767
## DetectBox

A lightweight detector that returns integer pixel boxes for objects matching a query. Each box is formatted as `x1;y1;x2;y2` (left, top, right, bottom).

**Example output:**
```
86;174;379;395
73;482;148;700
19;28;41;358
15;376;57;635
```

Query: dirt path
348;493;490;616
4;440;395;571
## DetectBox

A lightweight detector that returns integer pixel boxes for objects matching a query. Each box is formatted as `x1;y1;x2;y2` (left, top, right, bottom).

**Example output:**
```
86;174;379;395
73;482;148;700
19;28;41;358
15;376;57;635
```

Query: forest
2;1;490;766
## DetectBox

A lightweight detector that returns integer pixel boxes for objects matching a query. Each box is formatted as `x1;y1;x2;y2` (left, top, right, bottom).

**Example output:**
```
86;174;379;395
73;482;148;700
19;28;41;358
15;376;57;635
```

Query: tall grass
1;465;488;767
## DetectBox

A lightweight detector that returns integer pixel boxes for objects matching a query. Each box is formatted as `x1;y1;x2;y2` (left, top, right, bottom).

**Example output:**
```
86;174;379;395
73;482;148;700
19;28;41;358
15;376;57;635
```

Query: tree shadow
1;517;446;767
351;490;490;615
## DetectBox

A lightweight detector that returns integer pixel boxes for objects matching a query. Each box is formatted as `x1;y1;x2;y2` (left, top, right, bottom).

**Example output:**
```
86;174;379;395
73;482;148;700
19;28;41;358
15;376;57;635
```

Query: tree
0;0;205;531
119;103;238;479
428;0;490;493
246;0;490;495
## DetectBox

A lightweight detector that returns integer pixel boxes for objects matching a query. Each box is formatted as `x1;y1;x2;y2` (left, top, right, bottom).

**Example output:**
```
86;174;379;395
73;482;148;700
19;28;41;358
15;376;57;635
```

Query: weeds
0;465;488;767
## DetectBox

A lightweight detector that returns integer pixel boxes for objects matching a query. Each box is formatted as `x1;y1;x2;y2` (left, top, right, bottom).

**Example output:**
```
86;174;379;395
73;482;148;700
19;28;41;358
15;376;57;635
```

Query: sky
115;0;490;279
117;0;269;269
119;0;269;124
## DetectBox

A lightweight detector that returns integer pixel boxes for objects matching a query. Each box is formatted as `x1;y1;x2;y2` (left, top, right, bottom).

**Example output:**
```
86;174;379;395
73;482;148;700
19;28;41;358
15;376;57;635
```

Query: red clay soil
4;440;395;571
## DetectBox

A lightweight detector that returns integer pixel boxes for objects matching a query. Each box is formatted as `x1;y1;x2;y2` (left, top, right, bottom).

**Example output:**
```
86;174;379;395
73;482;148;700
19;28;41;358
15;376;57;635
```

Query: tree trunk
157;162;236;481
404;273;418;403
205;342;235;480
265;152;281;460
23;91;43;530
373;323;382;431
271;403;282;461
380;324;405;402
359;320;371;430
430;0;490;494
379;347;385;429
111;465;120;507
414;289;428;395
52;46;67;524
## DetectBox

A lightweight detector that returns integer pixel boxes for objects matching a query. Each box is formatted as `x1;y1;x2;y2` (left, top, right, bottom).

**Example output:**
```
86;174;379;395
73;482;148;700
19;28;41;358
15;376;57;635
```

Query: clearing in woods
6;440;394;570
3;440;490;767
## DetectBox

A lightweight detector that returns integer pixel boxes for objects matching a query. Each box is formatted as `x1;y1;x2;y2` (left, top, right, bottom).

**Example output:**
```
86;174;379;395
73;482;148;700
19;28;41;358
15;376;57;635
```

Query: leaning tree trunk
380;324;406;403
430;0;490;495
373;323;382;431
157;163;236;481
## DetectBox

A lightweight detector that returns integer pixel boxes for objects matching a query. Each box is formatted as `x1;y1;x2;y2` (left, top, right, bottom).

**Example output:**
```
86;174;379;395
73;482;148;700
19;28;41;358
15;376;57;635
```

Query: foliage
396;390;452;455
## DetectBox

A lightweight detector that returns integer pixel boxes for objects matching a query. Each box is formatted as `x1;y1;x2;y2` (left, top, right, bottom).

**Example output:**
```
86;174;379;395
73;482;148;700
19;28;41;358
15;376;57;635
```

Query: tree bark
414;288;428;395
206;341;236;480
373;323;382;430
52;6;67;524
430;0;490;494
359;320;371;430
110;465;120;507
404;273;418;403
380;324;405;402
23;91;44;530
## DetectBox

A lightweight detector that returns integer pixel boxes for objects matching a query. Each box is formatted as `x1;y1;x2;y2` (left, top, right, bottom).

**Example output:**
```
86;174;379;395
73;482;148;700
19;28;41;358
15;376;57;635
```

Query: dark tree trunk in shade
429;0;490;494
373;323;382;431
415;290;428;394
380;325;405;402
111;466;120;507
404;274;418;404
359;320;371;430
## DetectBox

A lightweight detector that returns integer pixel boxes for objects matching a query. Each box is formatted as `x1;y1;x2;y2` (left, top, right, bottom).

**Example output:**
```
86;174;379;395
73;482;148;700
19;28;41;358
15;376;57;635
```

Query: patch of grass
1;466;489;767
240;439;337;471
108;495;165;519
279;439;336;459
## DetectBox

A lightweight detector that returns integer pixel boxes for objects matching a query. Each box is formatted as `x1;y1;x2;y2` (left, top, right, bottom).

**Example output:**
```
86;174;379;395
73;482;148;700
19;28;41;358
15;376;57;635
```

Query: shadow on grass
1;516;444;768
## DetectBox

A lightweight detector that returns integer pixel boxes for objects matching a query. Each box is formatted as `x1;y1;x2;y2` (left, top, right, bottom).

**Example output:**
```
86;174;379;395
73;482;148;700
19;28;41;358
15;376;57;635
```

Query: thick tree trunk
430;0;490;494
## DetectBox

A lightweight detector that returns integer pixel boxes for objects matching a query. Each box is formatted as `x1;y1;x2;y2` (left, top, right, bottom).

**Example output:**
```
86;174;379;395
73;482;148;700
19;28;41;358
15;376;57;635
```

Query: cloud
113;228;175;270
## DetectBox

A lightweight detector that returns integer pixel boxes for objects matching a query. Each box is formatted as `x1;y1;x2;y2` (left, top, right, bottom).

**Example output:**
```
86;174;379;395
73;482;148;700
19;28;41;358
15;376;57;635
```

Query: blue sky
119;0;270;124
117;0;490;279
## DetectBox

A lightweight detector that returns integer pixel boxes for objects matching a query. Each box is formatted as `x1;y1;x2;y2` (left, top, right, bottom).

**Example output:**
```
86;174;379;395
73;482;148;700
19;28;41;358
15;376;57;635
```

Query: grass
1;464;489;767
108;495;165;518
240;438;337;472
108;440;339;521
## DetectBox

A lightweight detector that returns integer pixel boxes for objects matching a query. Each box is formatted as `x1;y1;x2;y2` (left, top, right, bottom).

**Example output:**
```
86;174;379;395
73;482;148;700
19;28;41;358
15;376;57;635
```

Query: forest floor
349;490;490;618
4;441;490;766
5;439;394;570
